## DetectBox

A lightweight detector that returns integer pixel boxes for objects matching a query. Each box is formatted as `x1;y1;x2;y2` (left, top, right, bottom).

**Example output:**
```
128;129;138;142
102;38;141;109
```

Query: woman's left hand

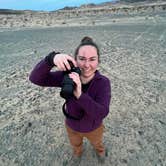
69;72;82;99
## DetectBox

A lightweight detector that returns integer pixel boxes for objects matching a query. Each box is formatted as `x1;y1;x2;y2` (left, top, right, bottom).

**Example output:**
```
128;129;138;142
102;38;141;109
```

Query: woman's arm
76;78;111;120
29;58;64;87
29;52;77;87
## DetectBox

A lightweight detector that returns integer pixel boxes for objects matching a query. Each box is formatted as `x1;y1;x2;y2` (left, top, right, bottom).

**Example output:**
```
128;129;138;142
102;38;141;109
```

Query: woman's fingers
63;59;71;70
69;72;81;85
53;54;76;71
67;55;77;67
59;61;67;71
69;72;82;99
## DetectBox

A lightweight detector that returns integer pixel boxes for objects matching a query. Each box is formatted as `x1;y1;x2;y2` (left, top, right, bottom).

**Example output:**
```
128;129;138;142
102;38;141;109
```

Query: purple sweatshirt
29;58;111;132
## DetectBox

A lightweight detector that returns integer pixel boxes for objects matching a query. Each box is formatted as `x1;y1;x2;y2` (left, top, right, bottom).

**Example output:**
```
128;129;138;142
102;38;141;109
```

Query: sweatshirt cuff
45;51;60;67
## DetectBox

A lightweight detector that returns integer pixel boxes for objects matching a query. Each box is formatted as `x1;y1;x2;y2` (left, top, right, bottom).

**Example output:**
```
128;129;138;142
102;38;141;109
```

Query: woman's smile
76;45;99;82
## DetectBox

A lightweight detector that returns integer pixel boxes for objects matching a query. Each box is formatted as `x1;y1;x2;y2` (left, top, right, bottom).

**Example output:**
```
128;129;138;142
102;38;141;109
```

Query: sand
0;11;166;166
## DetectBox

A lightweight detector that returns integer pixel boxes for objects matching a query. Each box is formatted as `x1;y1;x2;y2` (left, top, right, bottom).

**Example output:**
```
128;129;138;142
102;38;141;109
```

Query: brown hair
74;36;100;62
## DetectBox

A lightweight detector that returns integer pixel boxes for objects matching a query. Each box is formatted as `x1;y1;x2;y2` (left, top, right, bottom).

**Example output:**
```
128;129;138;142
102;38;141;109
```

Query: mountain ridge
0;0;165;13
0;0;166;28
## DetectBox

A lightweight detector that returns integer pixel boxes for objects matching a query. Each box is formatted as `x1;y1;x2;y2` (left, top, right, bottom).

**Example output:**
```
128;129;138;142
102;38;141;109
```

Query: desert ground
0;7;166;166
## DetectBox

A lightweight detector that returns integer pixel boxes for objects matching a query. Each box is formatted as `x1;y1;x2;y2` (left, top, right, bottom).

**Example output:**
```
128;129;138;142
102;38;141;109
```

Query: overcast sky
0;0;115;11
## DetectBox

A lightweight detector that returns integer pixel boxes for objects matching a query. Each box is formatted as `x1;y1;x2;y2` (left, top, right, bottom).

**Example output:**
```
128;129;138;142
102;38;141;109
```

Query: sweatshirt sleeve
29;58;64;87
76;78;111;120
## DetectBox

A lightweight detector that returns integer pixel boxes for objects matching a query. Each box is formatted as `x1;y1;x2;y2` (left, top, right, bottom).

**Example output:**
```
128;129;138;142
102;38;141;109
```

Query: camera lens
60;75;74;99
60;60;81;100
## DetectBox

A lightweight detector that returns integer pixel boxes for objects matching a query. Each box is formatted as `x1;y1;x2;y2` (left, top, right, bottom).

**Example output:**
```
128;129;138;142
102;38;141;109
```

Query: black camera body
60;61;81;100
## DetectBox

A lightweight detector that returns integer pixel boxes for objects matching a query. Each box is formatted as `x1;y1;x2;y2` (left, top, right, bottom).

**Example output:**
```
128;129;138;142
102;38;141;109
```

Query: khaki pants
65;124;105;157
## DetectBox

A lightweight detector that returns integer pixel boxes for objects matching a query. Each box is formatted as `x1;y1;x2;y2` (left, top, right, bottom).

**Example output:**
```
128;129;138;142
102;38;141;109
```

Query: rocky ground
0;2;166;166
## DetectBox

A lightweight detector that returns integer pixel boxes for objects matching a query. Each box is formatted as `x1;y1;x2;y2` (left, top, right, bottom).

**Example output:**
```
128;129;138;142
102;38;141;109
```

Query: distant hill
0;0;166;15
0;9;25;14
0;0;166;28
119;0;161;2
59;0;166;11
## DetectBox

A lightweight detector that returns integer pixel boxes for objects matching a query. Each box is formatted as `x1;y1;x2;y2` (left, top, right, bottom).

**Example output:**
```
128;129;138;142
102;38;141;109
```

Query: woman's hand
53;53;77;71
69;72;82;99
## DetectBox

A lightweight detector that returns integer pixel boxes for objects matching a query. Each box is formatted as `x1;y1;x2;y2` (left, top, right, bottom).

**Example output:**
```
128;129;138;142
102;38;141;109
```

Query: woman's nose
84;60;90;67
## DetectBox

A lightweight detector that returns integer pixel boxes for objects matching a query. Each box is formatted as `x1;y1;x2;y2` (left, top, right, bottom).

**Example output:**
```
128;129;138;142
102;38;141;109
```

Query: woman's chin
82;72;94;78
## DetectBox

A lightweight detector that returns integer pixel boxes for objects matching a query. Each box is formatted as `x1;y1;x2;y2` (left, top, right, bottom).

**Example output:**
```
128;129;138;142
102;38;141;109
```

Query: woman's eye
89;58;97;62
90;59;96;61
78;57;97;62
79;58;86;61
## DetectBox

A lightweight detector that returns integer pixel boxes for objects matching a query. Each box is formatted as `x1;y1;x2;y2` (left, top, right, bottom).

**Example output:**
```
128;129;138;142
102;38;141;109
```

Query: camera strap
62;102;83;120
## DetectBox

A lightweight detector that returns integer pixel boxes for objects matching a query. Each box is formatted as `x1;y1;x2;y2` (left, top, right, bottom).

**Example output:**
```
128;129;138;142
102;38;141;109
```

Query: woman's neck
80;74;95;84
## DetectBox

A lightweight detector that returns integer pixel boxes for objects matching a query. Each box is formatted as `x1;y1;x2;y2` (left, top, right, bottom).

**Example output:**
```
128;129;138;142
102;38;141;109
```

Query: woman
29;36;111;162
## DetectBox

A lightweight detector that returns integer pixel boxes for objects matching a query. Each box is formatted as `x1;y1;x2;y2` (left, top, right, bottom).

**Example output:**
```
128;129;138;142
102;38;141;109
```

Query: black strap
62;102;83;120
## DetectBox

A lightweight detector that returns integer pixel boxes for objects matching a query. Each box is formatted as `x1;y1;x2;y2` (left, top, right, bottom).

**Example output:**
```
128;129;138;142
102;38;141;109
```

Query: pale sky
0;0;115;11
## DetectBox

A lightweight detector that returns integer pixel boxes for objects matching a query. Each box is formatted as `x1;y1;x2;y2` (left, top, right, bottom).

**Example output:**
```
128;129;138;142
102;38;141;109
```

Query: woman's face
76;45;99;80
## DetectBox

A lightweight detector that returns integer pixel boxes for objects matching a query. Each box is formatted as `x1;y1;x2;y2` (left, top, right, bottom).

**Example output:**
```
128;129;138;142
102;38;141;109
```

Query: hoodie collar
93;70;103;80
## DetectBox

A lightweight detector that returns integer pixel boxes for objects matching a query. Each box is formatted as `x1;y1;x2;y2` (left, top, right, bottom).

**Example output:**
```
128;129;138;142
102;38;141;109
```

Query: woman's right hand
53;53;77;71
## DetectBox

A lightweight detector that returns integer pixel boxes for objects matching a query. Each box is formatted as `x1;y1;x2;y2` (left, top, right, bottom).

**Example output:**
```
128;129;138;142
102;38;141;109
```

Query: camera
60;60;81;100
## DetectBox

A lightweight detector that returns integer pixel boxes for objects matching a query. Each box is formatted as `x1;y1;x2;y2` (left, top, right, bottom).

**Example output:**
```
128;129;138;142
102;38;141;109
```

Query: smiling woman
0;0;114;11
29;36;111;163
